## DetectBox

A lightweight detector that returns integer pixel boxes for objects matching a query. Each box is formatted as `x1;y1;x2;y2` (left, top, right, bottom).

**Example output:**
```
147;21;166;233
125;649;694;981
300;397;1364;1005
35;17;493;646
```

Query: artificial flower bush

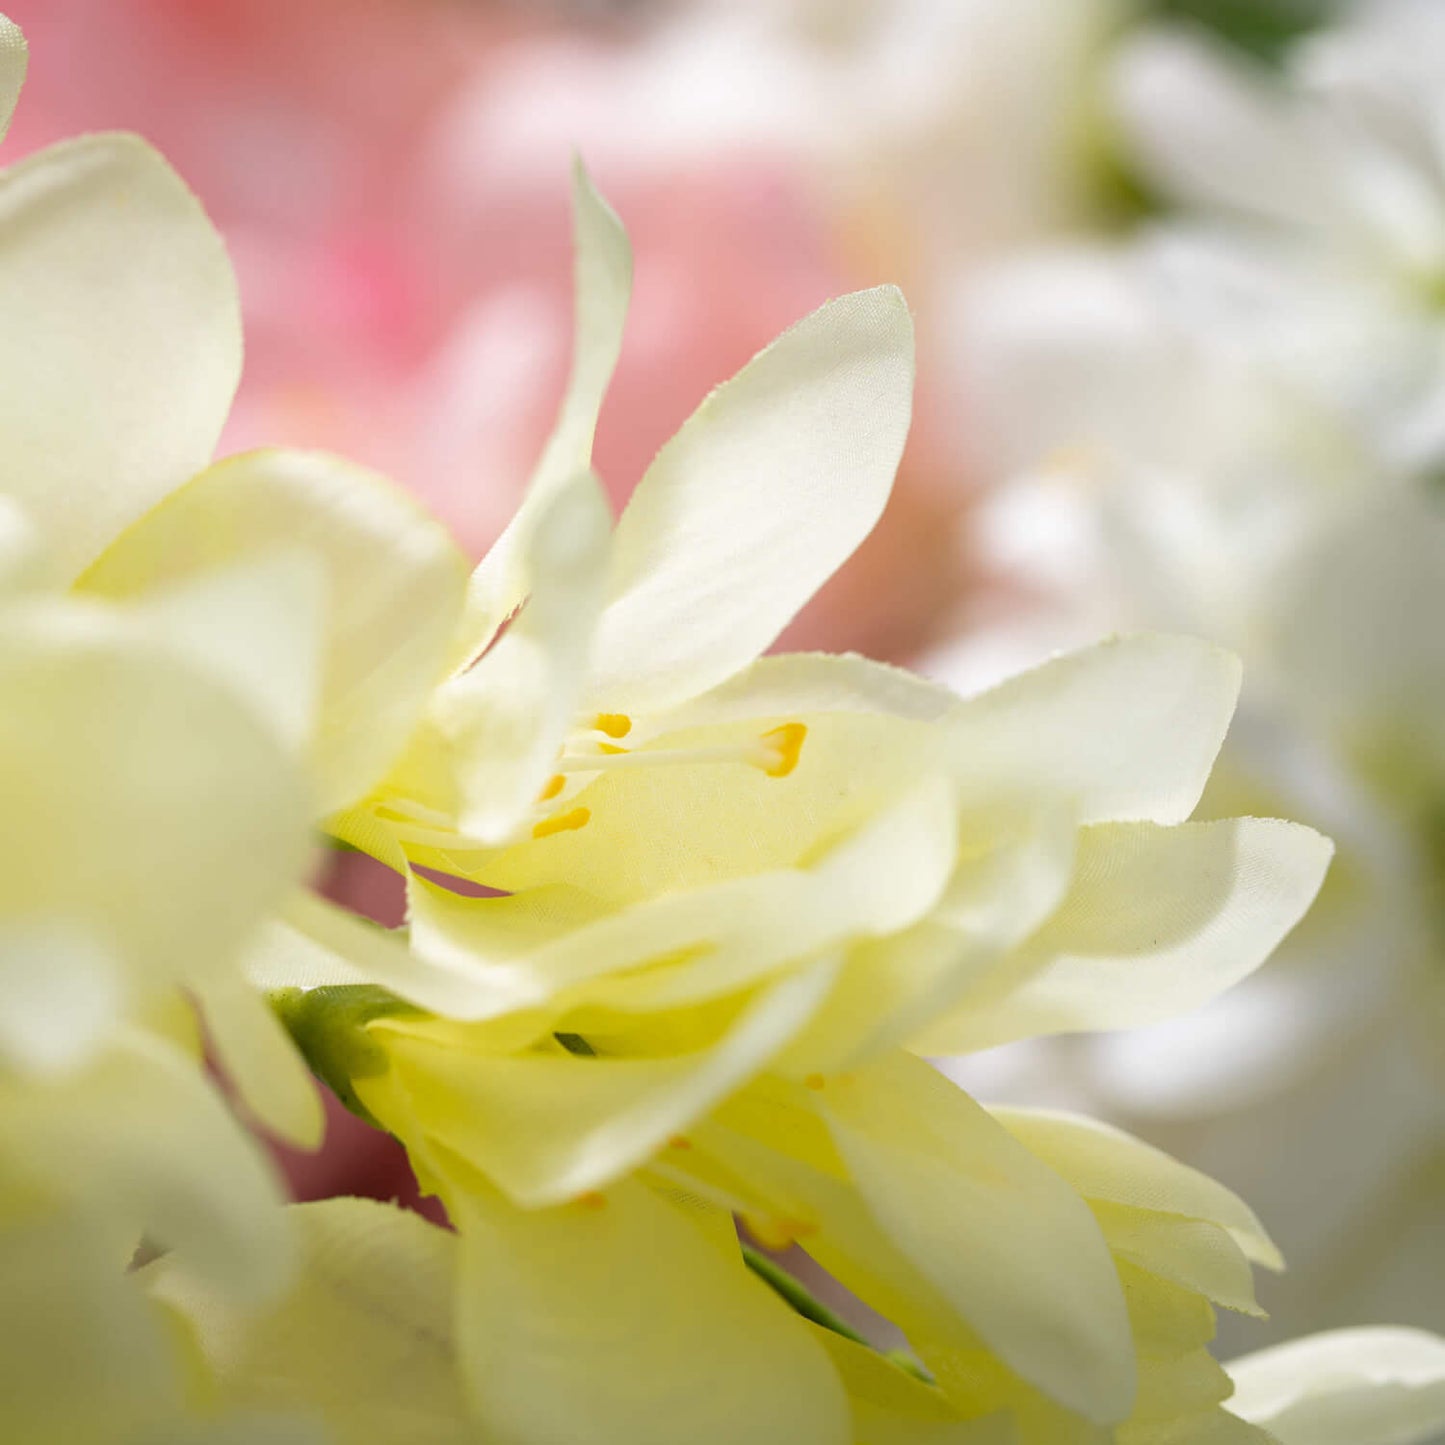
0;9;1443;1444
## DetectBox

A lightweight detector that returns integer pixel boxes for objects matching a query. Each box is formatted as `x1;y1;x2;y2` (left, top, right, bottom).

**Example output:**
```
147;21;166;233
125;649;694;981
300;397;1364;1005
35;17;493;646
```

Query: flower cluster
1;11;1443;1445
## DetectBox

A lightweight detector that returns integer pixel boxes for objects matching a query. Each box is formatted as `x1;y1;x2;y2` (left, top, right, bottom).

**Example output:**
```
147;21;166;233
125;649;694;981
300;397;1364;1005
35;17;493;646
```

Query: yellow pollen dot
761;722;807;778
538;773;566;802
532;806;591;840
593;713;633;739
667;1135;692;1151
578;1191;607;1211
803;1073;826;1092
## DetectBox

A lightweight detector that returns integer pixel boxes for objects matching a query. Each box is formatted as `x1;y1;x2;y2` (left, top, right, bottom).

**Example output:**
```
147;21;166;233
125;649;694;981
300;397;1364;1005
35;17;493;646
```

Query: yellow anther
578;1191;608;1211
803;1073;826;1092
744;1214;798;1252
593;713;633;739
597;742;628;755
538;773;566;802
532;806;591;840
760;722;807;778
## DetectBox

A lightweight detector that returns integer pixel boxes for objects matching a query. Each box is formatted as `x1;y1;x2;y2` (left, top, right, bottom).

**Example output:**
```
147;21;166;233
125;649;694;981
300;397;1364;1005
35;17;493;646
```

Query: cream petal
0;15;25;146
922;817;1332;1053
449;1176;852;1445
586;286;915;714
148;1198;478;1445
991;1109;1281;1270
946;634;1241;826
127;548;326;758
819;1053;1136;1426
0;134;240;582
365;959;836;1208
435;470;611;844
0;918;119;1078
649;651;961;734
0;599;312;995
408;780;957;1017
1227;1328;1445;1445
81;449;470;815
2;1030;295;1307
459;161;631;661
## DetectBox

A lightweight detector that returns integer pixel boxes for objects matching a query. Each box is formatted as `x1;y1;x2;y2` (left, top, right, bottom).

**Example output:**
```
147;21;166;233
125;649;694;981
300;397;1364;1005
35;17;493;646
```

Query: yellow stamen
556;722;808;779
593;712;633;739
760;722;807;778
537;773;566;802
532;806;591;840
803;1073;826;1092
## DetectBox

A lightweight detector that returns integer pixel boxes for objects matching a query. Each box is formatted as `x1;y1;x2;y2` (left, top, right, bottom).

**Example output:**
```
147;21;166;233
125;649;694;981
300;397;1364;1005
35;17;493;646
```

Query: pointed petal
922;817;1332;1052
819;1053;1135;1425
0;134;239;581
0;919;119;1078
1228;1328;1445;1445
947;634;1241;826
992;1109;1281;1270
450;1176;852;1445
81;449;470;814
436;470;611;844
587;286;915;713
0;15;25;145
459;161;631;659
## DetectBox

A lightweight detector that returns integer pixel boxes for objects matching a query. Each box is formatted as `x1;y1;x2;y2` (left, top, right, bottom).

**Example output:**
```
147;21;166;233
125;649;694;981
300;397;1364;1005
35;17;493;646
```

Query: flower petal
0;918;119;1078
1227;1328;1445;1445
0;134;240;582
0;599;311;995
921;817;1332;1053
81;449;470;815
435;470;611;844
586;286;915;714
0;15;25;145
194;972;324;1151
149;1198;475;1445
819;1053;1135;1426
364;959;836;1208
449;1176;852;1445
946;634;1241;826
992;1109;1281;1270
459;160;631;660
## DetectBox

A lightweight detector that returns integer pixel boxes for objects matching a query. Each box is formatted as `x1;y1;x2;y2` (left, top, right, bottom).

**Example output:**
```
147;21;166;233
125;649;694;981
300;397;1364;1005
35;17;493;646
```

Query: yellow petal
818;1053;1135;1425
921;817;1332;1053
448;1173;852;1445
0;134;239;582
992;1110;1281;1270
362;959;836;1207
149;1198;477;1445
